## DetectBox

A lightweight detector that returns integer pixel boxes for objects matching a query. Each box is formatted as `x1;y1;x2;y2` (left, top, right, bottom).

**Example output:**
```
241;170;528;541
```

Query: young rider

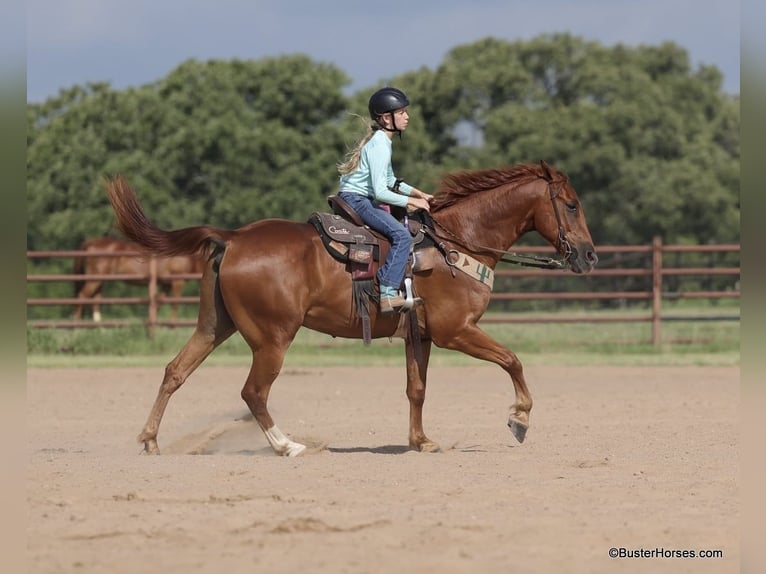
336;87;433;314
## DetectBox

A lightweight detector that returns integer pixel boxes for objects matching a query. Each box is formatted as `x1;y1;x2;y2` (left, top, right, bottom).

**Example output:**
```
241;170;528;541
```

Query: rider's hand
408;196;431;212
413;188;434;203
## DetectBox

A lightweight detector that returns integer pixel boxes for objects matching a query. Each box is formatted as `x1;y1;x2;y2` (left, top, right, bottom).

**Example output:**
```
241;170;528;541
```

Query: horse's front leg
74;281;102;322
170;280;183;321
433;323;532;443
92;292;103;323
405;330;439;452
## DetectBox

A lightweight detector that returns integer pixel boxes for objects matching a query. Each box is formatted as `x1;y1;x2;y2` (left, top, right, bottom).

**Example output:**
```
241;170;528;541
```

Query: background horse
105;160;597;456
72;237;204;322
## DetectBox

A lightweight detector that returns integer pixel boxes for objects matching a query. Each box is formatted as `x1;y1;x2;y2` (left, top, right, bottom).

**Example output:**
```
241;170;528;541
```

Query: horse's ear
540;160;554;181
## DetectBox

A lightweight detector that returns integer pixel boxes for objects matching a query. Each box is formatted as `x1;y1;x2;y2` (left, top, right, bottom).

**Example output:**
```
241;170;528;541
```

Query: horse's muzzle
568;245;598;274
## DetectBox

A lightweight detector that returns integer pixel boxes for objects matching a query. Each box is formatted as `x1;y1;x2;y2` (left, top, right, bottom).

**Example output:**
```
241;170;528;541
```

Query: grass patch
27;311;739;368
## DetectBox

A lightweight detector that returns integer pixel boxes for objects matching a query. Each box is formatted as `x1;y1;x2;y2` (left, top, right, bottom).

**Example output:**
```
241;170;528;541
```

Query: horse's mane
431;163;558;212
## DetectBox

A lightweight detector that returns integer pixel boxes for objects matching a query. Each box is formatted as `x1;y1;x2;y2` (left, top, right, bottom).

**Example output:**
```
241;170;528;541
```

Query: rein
428;180;571;270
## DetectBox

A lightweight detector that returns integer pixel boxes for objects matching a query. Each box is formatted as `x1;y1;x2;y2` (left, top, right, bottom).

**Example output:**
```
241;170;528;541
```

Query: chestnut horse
72;237;204;322
105;160;597;456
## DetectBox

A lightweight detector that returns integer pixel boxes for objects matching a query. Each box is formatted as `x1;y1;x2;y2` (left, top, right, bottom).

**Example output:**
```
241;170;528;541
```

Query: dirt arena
28;364;739;573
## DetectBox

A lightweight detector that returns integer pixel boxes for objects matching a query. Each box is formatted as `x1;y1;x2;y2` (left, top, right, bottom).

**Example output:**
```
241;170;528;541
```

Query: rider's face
384;107;409;131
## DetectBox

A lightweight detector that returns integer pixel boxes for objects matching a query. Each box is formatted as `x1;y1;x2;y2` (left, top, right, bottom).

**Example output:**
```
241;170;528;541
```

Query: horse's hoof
284;443;307;457
412;441;442;453
508;419;528;443
140;440;160;455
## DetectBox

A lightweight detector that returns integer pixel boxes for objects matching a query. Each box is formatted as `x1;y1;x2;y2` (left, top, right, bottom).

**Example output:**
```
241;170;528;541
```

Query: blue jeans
338;192;411;289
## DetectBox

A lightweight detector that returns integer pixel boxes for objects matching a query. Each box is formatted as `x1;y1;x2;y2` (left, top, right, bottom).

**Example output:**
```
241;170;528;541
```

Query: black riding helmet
368;87;410;133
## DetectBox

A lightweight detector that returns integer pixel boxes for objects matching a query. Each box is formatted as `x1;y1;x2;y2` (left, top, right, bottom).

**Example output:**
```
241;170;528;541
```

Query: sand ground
27;364;739;573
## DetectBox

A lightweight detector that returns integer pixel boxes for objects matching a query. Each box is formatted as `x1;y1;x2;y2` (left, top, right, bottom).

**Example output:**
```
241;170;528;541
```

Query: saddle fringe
352;279;375;345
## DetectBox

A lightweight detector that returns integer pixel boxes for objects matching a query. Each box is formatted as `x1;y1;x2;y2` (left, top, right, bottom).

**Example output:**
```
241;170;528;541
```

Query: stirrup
379;294;406;314
399;277;422;311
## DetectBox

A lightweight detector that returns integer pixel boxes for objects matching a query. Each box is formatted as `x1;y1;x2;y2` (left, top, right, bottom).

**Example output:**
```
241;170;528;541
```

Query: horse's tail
104;175;234;260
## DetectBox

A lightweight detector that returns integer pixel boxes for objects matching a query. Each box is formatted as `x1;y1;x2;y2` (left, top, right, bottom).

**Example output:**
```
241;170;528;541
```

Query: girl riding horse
337;87;433;313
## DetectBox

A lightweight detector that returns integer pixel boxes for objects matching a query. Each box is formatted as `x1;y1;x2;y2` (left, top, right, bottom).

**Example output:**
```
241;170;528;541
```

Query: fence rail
27;238;740;345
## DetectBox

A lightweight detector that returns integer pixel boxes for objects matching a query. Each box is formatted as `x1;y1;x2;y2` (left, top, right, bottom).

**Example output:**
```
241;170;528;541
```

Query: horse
72;237;205;322
104;160;597;456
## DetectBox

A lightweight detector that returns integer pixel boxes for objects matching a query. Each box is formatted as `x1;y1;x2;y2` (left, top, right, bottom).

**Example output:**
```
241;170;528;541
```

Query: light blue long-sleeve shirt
338;130;413;207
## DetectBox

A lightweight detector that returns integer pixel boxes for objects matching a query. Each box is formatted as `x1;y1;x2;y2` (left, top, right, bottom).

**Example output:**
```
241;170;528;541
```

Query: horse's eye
565;201;578;213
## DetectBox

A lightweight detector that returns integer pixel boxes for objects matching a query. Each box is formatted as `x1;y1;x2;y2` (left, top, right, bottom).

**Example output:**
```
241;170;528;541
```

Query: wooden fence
27;237;740;345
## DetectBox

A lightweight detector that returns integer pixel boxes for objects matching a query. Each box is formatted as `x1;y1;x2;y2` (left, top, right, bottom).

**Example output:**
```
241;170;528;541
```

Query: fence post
651;236;663;346
147;256;158;337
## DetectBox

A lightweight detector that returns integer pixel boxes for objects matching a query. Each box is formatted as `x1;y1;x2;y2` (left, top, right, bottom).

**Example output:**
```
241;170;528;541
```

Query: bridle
429;179;575;270
547;180;575;264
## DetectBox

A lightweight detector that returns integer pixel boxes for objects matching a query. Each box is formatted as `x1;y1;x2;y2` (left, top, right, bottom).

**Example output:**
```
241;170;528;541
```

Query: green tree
27;56;351;249
410;34;739;245
27;36;739;252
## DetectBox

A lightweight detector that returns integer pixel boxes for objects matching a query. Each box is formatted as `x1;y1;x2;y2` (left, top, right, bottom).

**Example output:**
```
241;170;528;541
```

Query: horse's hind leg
240;341;306;457
405;336;440;452
137;327;234;454
138;267;236;454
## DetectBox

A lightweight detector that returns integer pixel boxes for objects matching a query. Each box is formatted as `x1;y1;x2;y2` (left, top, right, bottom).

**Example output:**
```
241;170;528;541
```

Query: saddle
307;195;438;281
307;195;442;346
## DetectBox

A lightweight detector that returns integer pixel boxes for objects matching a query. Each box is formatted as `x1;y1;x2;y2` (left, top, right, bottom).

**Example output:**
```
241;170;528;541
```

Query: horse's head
535;161;598;273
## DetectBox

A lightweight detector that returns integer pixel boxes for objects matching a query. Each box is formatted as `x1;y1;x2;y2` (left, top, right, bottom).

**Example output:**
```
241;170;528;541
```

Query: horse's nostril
586;250;598;266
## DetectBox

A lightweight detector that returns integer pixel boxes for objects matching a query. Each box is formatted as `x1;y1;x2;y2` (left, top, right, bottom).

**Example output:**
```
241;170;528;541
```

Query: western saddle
308;195;438;282
307;195;440;344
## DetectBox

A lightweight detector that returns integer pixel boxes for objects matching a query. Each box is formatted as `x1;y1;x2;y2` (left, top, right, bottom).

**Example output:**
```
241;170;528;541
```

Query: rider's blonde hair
337;115;381;175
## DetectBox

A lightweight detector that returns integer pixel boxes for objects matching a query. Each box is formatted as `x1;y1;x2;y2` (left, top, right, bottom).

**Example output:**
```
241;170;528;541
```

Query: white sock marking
264;425;306;457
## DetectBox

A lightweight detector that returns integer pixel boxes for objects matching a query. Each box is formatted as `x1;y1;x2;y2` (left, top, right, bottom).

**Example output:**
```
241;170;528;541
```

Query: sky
26;0;740;103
